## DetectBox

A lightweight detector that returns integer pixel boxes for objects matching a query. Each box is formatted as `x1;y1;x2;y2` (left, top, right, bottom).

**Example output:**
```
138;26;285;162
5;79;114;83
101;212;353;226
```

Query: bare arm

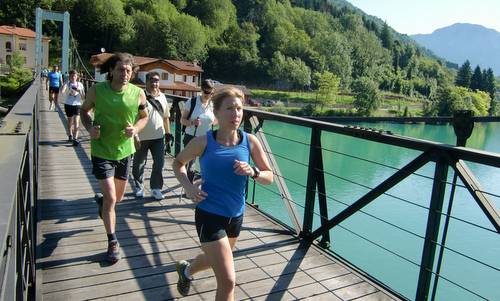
180;109;194;127
248;134;273;185
163;102;171;134
163;117;171;134
135;90;148;132
80;85;99;139
125;90;148;136
60;83;68;95
79;83;86;100
172;136;207;202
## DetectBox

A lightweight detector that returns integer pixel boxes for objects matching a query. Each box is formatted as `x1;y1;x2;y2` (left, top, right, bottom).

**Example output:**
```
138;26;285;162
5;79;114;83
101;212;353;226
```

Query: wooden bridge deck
36;89;398;300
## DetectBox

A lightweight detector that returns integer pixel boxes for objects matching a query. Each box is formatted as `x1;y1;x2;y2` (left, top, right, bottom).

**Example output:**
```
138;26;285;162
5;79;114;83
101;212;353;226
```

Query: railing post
303;128;319;237
303;127;330;247
416;153;449;301
431;110;474;300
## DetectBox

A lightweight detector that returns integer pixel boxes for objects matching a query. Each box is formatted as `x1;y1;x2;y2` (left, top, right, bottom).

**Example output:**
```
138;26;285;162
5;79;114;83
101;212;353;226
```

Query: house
90;53;203;97
0;25;50;71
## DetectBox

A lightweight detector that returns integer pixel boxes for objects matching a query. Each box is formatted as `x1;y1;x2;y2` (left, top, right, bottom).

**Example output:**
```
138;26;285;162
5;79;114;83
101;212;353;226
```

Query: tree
184;0;237;42
470;65;483;91
380;22;393;49
351;77;381;116
71;0;134;53
482;68;496;99
0;0;37;28
268;51;311;89
315;71;340;110
0;51;32;94
455;60;472;88
7;51;25;71
482;68;496;115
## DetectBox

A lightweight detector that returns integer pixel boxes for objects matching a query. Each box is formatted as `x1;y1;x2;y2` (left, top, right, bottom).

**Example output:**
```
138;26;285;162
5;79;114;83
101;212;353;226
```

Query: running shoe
135;188;144;198
94;193;103;219
151;189;164;200
176;260;192;296
68;135;73;142
107;240;121;264
72;138;80;146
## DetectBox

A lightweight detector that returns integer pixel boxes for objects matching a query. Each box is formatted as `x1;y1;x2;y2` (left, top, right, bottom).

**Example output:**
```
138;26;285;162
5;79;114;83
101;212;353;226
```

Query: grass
250;88;425;116
251;88;423;107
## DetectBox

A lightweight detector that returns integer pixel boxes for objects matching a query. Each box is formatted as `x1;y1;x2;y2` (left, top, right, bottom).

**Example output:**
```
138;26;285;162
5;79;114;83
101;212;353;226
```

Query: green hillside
1;0;497;116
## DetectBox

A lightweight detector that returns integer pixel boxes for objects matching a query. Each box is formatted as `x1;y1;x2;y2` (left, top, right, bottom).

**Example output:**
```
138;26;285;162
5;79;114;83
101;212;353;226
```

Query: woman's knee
216;271;236;291
102;196;117;211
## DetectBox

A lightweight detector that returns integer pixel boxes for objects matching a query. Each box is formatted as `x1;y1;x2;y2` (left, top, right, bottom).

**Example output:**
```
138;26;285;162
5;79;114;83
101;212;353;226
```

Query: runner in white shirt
60;70;85;146
132;71;172;199
180;79;216;182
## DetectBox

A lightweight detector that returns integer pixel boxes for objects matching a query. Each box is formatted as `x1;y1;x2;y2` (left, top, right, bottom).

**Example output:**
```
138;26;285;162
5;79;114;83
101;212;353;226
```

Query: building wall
0;34;49;70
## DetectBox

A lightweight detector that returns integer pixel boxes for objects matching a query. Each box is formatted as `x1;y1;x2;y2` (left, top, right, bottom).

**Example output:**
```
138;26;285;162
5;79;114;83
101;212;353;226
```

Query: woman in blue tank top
173;87;273;299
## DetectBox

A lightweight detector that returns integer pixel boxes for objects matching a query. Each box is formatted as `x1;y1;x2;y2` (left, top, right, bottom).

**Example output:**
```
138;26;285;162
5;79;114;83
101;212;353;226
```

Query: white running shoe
135;188;144;198
151;189;164;200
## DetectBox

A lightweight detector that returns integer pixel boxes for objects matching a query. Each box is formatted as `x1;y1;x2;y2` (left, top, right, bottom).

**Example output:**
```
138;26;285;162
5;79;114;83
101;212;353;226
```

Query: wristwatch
251;166;260;179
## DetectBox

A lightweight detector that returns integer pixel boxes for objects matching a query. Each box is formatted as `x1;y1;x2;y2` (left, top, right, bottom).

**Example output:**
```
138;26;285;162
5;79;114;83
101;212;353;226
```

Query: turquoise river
247;121;499;301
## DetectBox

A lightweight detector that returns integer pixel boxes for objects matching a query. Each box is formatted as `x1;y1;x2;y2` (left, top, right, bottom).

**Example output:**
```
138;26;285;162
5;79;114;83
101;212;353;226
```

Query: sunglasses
203;89;214;94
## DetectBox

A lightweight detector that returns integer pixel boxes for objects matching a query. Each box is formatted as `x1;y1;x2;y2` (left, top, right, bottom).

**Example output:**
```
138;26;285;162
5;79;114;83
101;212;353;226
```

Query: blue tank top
48;72;61;87
198;130;250;217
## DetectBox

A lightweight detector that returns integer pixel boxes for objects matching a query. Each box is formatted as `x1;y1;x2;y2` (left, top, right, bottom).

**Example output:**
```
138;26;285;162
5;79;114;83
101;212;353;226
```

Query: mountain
412;23;500;75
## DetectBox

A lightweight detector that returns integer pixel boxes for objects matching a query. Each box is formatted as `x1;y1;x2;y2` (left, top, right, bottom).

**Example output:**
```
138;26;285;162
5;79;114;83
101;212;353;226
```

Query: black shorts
195;208;243;243
91;156;131;180
64;104;80;117
49;86;60;94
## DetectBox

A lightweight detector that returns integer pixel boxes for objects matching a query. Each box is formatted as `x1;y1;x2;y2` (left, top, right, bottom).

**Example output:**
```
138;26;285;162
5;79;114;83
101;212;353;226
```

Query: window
23;56;27;64
162;72;168;80
6;55;11;64
5;41;12;52
183;75;187;82
19;43;27;51
193;76;197;83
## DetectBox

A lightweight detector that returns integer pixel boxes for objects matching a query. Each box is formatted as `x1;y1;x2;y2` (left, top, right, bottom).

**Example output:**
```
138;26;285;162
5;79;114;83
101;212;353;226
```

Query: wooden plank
36;89;399;301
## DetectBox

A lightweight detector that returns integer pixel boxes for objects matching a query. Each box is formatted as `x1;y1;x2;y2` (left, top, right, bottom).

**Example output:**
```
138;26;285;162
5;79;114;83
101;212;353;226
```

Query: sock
184;263;192;280
107;233;117;242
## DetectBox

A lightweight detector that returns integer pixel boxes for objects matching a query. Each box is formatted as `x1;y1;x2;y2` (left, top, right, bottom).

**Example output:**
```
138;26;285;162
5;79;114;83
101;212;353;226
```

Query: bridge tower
35;8;70;75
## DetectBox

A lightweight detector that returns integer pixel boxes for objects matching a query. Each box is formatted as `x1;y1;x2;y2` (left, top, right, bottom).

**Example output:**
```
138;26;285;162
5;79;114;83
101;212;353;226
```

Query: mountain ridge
411;23;500;74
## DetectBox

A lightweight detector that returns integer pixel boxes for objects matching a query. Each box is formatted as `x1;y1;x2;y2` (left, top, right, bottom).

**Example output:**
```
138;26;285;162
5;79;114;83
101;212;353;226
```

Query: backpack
181;96;197;134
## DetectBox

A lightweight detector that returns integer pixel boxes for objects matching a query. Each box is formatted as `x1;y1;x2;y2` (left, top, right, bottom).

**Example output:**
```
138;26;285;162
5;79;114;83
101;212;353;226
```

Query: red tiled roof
133;81;200;92
90;53;203;72
0;25;50;40
162;81;200;92
165;60;203;72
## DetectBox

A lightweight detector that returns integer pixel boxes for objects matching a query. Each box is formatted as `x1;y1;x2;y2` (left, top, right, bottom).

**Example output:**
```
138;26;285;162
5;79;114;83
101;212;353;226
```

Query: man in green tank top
80;53;148;264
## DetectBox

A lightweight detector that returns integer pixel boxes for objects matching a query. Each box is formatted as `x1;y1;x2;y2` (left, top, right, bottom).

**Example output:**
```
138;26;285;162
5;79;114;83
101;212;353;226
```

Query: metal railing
0;79;39;300
238;109;499;301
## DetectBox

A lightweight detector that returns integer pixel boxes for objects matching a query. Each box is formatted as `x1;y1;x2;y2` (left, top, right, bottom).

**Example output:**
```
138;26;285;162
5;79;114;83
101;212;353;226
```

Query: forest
1;0;498;116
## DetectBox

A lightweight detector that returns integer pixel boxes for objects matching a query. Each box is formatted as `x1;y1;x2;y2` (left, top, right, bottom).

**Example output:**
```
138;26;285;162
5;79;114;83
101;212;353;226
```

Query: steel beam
416;155;449;301
308;150;433;241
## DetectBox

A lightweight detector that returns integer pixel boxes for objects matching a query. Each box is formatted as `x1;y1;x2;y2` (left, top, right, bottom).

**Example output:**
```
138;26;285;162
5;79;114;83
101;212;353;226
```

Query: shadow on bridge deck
36;89;398;300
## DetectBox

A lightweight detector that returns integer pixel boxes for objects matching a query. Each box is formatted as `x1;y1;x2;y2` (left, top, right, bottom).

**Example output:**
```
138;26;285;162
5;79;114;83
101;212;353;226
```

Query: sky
346;0;500;35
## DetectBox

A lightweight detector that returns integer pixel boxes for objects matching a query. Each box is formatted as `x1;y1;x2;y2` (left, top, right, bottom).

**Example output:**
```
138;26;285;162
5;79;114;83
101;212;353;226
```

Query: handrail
0;79;39;300
241;107;499;301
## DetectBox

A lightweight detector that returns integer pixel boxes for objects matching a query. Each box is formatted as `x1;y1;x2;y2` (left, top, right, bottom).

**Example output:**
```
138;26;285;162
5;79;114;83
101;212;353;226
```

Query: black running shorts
49;86;60;94
64;104;80;117
195;208;243;243
91;156;131;180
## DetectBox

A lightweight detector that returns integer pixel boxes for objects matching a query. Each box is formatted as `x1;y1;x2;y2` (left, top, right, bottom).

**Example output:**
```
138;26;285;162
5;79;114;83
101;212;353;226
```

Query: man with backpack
132;71;172;199
180;79;216;182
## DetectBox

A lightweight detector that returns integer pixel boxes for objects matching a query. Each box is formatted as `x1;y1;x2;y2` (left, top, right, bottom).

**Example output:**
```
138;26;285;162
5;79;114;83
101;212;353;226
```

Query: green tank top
91;81;142;160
